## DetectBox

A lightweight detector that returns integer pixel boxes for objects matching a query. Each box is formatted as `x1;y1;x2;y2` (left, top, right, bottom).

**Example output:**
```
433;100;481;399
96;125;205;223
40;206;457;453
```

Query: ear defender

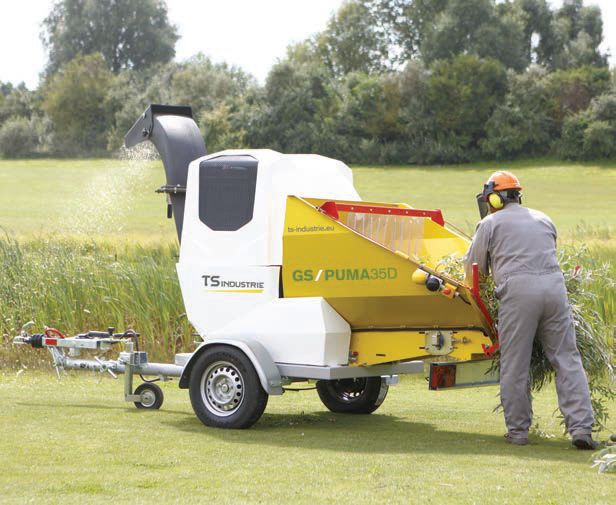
487;192;504;210
479;172;522;218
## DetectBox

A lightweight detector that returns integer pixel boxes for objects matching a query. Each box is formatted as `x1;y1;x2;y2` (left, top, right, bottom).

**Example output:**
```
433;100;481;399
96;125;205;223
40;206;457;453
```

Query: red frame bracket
319;201;445;227
470;263;499;355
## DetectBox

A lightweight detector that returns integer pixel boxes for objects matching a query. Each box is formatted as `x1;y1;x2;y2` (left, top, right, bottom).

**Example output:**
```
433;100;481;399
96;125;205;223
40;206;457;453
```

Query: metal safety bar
332;202;445;226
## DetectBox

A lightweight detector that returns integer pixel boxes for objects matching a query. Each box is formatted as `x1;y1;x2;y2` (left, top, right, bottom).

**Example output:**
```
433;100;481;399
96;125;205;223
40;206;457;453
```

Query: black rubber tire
316;377;388;414
189;345;268;429
134;382;164;410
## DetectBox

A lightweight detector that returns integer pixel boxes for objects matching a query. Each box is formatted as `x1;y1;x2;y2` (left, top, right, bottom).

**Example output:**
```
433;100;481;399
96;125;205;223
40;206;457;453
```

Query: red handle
44;327;66;339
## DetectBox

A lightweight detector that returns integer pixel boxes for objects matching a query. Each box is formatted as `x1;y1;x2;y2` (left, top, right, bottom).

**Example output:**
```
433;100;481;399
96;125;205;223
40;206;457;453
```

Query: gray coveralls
464;203;594;439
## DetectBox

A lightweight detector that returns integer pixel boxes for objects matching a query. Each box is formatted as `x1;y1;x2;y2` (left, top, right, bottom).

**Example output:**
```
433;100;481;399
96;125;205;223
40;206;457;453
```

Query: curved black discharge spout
125;104;207;241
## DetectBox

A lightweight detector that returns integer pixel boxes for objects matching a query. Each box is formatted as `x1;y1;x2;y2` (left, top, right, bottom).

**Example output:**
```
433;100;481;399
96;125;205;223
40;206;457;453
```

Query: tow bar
13;322;184;409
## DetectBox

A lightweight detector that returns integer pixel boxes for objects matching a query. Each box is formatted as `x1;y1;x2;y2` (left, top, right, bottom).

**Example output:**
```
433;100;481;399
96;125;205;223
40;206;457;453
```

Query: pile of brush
438;247;615;431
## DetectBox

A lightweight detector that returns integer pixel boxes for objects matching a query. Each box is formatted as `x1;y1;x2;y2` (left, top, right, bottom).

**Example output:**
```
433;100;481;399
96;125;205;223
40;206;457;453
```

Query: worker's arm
547;215;557;246
463;219;491;282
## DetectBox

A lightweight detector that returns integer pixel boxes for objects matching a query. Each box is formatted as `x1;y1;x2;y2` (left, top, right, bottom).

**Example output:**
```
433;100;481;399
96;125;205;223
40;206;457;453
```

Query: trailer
14;104;499;429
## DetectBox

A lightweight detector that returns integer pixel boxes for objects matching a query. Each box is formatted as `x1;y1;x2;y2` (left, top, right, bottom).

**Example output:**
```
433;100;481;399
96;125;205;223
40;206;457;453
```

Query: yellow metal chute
282;196;495;365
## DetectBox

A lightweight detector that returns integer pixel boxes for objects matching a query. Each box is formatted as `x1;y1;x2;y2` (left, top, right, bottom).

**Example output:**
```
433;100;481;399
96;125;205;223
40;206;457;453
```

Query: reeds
0;235;193;366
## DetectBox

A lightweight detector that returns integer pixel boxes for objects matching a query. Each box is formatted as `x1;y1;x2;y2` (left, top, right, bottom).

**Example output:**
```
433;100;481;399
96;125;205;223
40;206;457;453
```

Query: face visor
476;193;489;219
476;181;496;219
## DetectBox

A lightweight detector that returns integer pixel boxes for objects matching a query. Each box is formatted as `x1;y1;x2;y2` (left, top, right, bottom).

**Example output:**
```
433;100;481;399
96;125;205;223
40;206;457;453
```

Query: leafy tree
168;55;254;117
368;0;606;72
544;65;611;127
0;117;38;158
397;61;430;125
420;0;527;71
105;55;255;150
507;0;606;70
246;60;342;155
582;120;615;157
316;0;391;75
547;0;606;69
42;53;114;153
0;82;14;96
558;93;616;159
481;66;555;158
482;63;610;159
16;0;616;162
392;60;451;163
283;41;322;67
199;103;248;153
513;0;557;64
367;0;448;63
370;0;527;70
338;72;401;141
103;65;160;150
425;55;508;148
0;84;37;124
41;0;178;74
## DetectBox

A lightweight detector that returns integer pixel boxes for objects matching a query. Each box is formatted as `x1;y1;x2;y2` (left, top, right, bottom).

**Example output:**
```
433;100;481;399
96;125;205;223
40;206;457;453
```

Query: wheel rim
201;360;245;417
328;378;368;403
140;388;157;408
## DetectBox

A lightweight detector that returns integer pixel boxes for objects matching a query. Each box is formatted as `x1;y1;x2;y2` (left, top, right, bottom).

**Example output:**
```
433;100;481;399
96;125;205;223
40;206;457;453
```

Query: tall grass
1;235;614;371
562;224;616;329
0;235;193;366
584;244;616;331
548;247;615;429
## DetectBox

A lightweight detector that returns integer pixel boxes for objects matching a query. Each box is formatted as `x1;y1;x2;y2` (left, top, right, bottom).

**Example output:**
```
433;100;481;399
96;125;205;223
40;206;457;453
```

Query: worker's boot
572;434;599;450
504;433;529;446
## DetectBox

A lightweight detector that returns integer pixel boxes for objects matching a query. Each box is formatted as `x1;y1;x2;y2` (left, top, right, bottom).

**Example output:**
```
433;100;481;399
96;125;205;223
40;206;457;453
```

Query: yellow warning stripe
207;289;264;294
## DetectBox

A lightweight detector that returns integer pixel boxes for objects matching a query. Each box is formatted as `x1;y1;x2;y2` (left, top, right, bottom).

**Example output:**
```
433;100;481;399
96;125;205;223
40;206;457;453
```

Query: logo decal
287;225;334;233
292;267;397;282
202;275;265;293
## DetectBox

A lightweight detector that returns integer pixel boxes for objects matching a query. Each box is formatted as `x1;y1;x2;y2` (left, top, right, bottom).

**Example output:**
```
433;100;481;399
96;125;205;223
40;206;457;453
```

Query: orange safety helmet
485;171;522;192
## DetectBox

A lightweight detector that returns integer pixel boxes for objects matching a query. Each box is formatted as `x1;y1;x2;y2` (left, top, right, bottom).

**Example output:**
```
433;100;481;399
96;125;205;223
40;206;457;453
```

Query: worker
464;171;597;449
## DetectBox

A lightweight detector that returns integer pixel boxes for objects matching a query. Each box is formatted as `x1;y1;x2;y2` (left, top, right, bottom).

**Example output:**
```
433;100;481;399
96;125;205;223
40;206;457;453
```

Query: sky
0;0;614;89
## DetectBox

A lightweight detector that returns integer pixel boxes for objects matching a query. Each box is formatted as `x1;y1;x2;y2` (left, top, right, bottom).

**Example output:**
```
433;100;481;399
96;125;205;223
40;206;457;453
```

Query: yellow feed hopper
282;196;496;366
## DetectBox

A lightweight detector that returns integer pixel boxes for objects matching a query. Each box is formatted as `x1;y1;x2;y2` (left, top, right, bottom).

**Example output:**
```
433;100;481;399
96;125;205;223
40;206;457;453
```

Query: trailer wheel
134;382;164;410
316;377;388;414
189;346;268;429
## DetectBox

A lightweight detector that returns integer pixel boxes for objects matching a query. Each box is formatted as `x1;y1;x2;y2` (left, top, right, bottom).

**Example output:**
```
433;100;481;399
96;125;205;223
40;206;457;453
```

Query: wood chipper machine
14;105;499;429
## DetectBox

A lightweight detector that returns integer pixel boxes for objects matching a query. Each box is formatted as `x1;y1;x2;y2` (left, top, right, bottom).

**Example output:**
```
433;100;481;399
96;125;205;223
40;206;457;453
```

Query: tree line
1;0;615;163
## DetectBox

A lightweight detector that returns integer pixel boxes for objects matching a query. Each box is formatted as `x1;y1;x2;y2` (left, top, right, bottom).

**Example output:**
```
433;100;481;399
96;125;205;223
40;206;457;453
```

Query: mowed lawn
0;158;615;241
1;372;614;505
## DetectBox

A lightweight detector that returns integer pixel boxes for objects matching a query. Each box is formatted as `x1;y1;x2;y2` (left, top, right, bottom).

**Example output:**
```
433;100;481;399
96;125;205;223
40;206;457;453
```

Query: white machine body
176;149;361;366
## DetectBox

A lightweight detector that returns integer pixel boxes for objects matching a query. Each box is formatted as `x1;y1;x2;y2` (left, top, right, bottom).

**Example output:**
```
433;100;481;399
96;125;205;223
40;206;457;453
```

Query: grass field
1;158;615;240
1;372;614;505
0;158;615;503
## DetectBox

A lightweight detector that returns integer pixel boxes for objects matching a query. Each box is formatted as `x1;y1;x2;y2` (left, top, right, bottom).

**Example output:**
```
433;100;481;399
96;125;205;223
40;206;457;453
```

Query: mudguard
178;338;284;395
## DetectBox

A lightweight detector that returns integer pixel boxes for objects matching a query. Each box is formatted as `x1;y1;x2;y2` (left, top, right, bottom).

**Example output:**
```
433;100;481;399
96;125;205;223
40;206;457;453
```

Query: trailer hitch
13;323;184;410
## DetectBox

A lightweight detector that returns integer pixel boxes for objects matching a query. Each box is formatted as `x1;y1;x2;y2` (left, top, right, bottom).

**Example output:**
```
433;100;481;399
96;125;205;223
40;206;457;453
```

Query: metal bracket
424;330;454;355
384;375;400;385
155;184;186;194
125;104;194;148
